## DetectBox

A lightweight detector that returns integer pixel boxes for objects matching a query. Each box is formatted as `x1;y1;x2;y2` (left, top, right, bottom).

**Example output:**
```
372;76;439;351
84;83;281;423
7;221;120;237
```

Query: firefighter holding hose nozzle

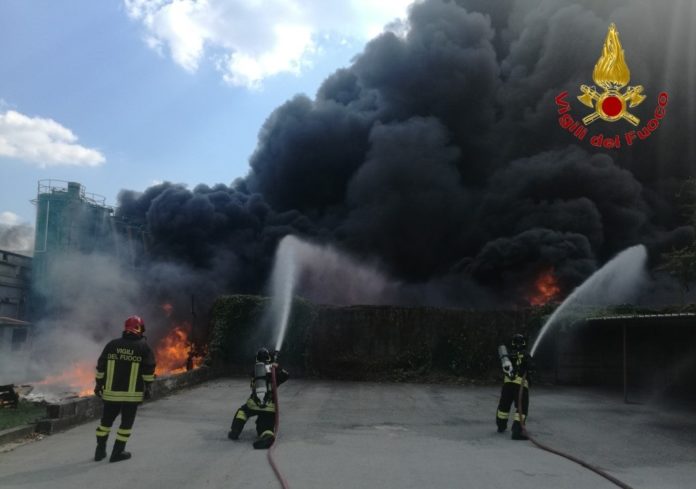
228;347;289;449
496;333;533;440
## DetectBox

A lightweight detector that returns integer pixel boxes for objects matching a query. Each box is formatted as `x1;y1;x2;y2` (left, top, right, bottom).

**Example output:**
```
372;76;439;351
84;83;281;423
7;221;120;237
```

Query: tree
660;178;696;304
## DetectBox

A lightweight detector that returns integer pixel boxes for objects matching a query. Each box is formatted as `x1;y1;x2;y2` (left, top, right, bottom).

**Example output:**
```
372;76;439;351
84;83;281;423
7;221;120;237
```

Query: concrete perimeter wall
0;366;221;445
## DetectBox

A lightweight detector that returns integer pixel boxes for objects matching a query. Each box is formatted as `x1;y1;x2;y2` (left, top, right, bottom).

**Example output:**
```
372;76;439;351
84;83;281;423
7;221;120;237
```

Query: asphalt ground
0;378;694;489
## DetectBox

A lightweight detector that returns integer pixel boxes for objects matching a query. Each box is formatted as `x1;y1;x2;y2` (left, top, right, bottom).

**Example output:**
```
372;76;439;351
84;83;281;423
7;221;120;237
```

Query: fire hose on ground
265;361;635;489
268;364;291;489
516;376;635;489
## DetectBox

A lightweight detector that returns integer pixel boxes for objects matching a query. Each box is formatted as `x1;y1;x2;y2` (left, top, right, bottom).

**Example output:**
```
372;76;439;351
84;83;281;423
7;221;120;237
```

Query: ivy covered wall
207;295;554;381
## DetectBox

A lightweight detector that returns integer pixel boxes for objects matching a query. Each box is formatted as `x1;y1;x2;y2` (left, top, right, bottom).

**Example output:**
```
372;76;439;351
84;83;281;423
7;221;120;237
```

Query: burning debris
16;319;206;403
154;323;205;376
33;362;95;398
155;326;190;375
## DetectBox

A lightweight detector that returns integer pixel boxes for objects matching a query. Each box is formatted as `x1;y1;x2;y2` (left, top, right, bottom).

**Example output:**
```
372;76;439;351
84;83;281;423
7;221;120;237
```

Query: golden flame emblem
577;23;645;126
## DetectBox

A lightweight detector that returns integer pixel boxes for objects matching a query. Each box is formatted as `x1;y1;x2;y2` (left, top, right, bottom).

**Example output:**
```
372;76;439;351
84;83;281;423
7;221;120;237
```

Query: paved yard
1;379;694;488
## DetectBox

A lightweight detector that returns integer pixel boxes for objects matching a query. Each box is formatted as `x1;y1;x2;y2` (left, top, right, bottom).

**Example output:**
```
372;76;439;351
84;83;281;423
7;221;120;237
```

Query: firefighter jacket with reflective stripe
95;334;156;403
249;364;289;406
503;351;533;388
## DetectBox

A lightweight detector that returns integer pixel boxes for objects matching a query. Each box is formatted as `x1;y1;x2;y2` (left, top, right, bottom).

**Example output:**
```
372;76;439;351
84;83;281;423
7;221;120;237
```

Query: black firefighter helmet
256;347;271;364
511;334;527;351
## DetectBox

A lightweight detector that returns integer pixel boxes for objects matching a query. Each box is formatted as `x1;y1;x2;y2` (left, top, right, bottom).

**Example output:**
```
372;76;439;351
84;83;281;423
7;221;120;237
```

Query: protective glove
94;383;103;398
143;384;152;400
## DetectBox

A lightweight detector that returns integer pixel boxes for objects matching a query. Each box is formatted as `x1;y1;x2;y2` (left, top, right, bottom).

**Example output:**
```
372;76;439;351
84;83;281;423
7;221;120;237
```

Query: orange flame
34;361;95;397
32;307;205;398
155;324;193;376
529;268;561;306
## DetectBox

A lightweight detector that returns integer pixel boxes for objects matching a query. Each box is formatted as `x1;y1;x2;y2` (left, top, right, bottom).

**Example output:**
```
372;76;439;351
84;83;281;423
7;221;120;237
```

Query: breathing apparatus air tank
498;344;514;377
253;361;272;407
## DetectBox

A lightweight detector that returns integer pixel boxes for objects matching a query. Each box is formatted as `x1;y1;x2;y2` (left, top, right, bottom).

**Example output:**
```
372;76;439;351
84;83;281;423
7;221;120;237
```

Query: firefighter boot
109;440;132;463
496;417;507;433
511;421;528;440
94;437;107;461
228;418;245;440
253;431;275;449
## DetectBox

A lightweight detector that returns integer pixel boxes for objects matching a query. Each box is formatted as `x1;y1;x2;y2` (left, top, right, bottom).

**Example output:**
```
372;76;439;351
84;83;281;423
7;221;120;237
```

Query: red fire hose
516;378;635;489
268;365;291;489
266;367;633;489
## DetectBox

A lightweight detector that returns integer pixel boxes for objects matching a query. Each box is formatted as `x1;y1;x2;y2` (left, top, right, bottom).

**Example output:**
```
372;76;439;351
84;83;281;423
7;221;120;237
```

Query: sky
3;0;694;308
0;0;412;228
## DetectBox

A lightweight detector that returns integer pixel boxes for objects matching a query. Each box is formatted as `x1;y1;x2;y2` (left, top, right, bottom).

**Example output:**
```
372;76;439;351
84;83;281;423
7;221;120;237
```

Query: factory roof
586;312;696;322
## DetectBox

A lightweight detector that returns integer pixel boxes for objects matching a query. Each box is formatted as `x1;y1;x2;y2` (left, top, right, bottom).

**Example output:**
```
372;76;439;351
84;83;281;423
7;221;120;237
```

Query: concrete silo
31;180;115;318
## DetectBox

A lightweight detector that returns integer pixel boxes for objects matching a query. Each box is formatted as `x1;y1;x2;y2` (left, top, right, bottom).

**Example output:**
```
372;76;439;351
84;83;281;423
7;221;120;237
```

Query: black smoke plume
116;0;696;307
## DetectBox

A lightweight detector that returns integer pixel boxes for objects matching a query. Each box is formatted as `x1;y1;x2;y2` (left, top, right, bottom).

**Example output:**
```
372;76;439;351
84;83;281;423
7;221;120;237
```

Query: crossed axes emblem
577;84;645;126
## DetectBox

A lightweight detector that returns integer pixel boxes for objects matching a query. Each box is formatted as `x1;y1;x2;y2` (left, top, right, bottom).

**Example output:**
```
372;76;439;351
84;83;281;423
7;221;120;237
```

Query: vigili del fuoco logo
555;23;668;149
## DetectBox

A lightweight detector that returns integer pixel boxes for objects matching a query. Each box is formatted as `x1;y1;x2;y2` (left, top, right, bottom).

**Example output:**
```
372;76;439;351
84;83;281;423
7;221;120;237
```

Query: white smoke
0;249;217;398
0;212;34;255
0;252;144;393
266;235;401;350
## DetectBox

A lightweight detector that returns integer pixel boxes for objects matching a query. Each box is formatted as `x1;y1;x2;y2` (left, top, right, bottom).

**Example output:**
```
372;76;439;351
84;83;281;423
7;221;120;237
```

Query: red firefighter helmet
124;315;146;336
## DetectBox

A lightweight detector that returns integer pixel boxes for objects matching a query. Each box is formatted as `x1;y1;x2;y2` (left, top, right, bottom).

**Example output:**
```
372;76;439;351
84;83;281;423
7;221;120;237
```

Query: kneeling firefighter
496;333;533;440
228;348;289;449
94;316;156;462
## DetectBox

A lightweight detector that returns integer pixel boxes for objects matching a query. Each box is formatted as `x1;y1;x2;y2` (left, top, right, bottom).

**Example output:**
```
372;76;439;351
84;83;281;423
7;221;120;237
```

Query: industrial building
545;312;696;401
32;180;114;278
0;250;31;319
30;180;144;317
0;249;32;352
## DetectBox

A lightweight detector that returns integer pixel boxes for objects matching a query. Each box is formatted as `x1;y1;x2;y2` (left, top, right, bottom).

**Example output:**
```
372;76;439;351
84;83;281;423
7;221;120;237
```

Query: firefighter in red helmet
94;316;156;462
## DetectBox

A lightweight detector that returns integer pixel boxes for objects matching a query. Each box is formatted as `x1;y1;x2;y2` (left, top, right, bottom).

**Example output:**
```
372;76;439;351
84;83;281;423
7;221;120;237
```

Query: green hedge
207;294;267;368
308;305;554;381
206;297;690;382
207;295;315;370
207;296;555;381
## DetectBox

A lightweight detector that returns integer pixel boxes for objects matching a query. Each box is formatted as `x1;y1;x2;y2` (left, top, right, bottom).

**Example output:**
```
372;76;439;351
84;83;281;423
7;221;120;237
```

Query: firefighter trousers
96;401;139;447
496;382;529;433
230;401;275;439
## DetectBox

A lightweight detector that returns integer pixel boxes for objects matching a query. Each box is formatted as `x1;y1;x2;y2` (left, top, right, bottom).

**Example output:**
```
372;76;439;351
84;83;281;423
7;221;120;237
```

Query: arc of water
530;245;648;357
270;237;298;352
266;234;393;353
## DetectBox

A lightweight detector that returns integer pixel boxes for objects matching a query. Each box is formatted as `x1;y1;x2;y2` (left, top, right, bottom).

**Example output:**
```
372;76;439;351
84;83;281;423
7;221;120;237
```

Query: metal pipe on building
623;322;628;404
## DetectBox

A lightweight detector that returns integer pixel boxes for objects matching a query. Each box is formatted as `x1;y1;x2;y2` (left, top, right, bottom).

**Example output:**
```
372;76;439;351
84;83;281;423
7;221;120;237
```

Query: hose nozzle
498;344;513;376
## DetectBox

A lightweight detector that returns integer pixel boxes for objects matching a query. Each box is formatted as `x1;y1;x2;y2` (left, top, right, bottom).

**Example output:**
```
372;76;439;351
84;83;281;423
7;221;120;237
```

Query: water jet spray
268;236;299;353
265;235;395;353
531;244;649;357
520;245;649;489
